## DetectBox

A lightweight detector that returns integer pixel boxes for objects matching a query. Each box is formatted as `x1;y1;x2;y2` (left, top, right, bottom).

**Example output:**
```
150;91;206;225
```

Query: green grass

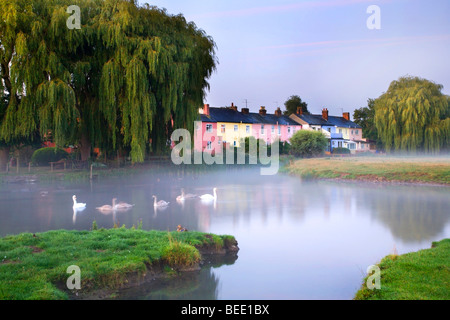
0;228;237;300
287;156;450;185
354;239;450;300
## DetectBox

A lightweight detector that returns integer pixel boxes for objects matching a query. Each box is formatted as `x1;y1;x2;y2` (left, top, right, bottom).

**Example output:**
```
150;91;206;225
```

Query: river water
0;168;449;299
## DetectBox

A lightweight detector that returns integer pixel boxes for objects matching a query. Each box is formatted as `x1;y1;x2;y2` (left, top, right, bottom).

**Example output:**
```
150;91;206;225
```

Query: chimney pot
297;106;303;115
343;112;350;121
241;108;249;114
259;106;267;116
322;108;329;121
275;107;282;116
203;104;210;117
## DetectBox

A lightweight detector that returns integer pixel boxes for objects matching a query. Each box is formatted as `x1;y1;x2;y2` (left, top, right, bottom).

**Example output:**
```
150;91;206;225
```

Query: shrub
161;240;201;268
332;147;351;154
289;130;328;157
31;147;69;166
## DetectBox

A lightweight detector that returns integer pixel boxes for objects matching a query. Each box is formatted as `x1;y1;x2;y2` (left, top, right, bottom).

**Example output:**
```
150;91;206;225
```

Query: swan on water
153;195;169;207
176;189;197;202
199;188;217;201
114;201;134;210
96;198;117;212
72;195;86;209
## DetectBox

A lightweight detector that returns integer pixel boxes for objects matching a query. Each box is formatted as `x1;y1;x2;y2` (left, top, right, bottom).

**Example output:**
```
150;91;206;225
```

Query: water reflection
72;207;86;224
0;171;448;299
116;254;239;300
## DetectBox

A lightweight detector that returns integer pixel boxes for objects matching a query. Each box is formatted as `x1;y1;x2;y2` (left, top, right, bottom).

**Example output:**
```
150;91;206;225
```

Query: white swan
114;200;134;210
72;195;86;209
199;188;217;201
96;198;117;212
153;195;169;207
176;189;197;202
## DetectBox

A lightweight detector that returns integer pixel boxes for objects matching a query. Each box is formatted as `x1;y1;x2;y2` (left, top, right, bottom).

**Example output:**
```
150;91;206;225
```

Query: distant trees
289;130;328;157
283;95;309;116
373;76;449;153
353;98;382;150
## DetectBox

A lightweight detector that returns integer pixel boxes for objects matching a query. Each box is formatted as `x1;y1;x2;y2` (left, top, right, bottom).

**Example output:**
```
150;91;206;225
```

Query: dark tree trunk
80;132;91;162
0;146;10;172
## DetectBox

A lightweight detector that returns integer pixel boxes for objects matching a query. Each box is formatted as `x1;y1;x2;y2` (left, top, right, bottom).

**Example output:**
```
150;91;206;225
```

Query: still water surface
1;169;449;299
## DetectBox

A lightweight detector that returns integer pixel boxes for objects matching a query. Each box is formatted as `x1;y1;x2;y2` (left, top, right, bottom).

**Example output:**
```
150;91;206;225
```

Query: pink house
195;104;302;153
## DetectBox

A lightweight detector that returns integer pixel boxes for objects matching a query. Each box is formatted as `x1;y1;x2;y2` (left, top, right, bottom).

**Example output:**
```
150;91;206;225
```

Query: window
234;125;238;132
351;130;354;135
288;127;291;134
356;130;359;135
361;143;365;149
271;125;275;134
206;124;213;133
261;125;265;135
278;126;281;135
221;124;226;133
233;141;237;146
207;141;212;150
348;143;356;150
339;129;343;134
328;128;331;132
246;125;250;133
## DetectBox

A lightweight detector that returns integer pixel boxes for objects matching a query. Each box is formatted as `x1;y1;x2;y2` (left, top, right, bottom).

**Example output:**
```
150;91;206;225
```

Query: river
0;168;449;299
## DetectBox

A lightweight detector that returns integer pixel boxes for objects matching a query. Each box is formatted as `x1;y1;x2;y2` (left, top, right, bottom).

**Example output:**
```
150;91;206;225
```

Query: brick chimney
241;108;249;114
343;112;350;121
275;107;282;116
259;106;267;116
322;108;328;121
297;106;303;115
203;104;210;117
230;102;237;111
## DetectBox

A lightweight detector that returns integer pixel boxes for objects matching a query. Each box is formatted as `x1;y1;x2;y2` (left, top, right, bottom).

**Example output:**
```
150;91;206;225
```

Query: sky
138;0;450;117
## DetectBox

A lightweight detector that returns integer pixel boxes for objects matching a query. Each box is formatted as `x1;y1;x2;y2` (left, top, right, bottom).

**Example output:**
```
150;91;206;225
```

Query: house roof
201;107;301;126
296;114;361;129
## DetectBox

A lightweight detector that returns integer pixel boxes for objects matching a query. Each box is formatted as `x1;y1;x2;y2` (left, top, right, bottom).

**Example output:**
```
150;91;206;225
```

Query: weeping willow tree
0;0;217;164
374;76;450;153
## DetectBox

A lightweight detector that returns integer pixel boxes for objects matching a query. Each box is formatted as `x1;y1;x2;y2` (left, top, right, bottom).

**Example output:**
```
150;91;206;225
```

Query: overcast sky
138;0;450;117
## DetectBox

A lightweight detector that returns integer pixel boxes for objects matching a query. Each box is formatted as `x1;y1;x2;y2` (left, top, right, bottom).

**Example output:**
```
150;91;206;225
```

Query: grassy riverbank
0;227;238;300
286;156;450;185
354;239;450;300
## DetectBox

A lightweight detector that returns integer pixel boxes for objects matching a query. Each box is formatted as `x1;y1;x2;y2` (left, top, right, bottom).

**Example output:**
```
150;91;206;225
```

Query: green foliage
283;95;309;116
161;239;201;269
0;0;217;162
289;130;328;157
332;147;351;154
353;98;382;149
355;239;450;300
374;76;449;153
0;228;235;299
31;147;68;166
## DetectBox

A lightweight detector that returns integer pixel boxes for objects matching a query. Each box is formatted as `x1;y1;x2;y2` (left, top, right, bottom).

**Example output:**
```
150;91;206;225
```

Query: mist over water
0;168;448;299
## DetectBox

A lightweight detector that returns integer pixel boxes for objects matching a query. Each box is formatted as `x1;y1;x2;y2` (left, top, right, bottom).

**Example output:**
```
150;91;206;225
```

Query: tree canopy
283;95;309;116
289;130;328;158
0;0;217;164
373;76;449;153
353;98;382;149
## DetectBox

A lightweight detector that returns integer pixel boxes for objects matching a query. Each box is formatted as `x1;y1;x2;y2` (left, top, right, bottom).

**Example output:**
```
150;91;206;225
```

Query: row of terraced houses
195;103;376;154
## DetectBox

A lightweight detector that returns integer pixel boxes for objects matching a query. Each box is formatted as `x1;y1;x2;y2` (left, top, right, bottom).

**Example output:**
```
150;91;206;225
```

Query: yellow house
217;122;253;147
